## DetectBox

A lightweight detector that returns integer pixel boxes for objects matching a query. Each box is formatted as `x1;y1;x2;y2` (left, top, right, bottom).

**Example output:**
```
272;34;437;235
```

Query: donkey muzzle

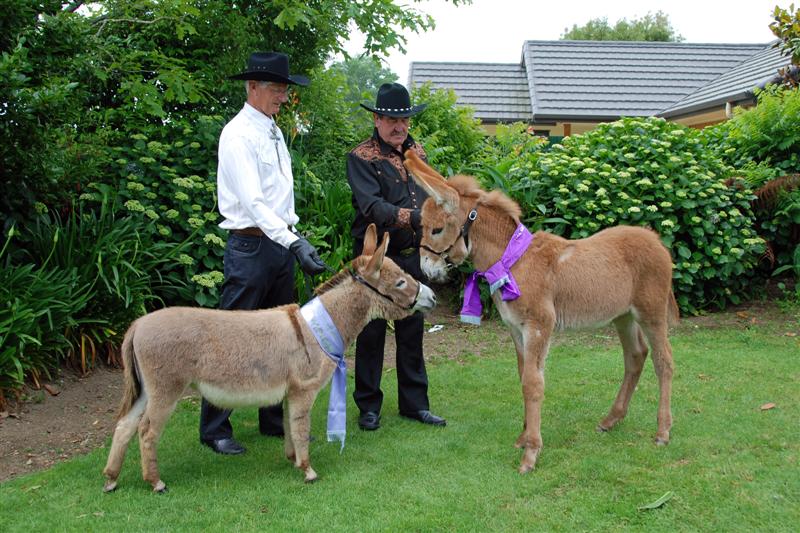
413;283;437;313
420;254;450;283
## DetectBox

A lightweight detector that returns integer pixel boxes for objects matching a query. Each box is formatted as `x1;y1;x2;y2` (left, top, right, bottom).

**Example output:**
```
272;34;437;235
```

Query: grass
1;314;798;532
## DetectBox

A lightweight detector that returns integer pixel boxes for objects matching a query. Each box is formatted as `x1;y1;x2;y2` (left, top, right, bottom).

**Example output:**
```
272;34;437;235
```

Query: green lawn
1;314;798;532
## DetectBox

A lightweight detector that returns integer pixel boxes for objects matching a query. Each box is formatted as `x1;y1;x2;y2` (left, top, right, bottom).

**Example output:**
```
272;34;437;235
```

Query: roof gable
659;42;790;117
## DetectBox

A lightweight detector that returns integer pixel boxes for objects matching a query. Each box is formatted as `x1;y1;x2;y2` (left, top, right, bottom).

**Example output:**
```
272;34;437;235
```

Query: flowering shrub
701;88;800;283
88;116;227;307
496;117;765;312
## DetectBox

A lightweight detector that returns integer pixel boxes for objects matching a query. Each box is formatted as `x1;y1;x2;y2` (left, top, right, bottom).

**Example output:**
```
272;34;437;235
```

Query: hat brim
228;71;310;86
360;103;427;118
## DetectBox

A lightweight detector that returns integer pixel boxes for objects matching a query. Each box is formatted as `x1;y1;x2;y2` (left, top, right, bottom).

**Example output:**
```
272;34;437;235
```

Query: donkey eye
432;227;444;236
395;279;407;288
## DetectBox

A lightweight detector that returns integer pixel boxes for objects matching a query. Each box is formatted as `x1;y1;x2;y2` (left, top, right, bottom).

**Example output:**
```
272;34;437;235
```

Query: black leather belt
230;227;264;237
230;226;294;237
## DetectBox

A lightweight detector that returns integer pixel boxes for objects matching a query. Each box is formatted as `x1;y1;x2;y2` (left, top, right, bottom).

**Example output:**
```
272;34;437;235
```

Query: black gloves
289;237;328;276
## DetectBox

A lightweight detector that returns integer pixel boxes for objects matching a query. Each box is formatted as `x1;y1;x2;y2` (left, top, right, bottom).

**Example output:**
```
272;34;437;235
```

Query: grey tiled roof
408;62;531;122
659;43;790;117
408;40;791;124
523;40;766;121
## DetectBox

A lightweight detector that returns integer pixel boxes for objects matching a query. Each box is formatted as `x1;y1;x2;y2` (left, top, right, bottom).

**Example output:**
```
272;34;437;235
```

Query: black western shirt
347;129;429;255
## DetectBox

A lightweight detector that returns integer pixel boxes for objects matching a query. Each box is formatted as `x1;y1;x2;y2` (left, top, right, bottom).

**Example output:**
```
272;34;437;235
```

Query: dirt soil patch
0;365;123;482
0;299;796;483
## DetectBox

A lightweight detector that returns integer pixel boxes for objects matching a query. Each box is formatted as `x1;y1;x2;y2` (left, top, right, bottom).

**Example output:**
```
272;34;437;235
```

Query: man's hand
410;209;422;232
289;237;328;276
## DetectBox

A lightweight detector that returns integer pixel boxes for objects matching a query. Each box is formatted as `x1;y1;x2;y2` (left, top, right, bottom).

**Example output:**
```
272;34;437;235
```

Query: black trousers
352;249;430;415
199;232;295;442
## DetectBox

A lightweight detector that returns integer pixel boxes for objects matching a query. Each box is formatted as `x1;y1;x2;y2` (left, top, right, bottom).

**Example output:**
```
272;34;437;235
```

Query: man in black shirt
347;83;446;431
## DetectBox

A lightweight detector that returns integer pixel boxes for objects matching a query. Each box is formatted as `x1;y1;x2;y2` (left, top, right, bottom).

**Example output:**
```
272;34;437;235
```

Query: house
408;40;792;136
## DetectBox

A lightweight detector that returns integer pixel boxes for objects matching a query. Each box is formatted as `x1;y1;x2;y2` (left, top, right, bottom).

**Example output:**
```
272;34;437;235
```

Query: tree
329;55;398;133
410;83;485;174
330;56;398;109
770;3;800;87
0;0;471;229
561;11;684;42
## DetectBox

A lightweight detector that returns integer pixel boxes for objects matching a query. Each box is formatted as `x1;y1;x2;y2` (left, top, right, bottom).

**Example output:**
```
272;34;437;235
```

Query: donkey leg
598;315;648;433
641;320;674;445
286;392;317;483
103;392;148;492
282;398;296;463
510;330;528;446
516;324;552;474
138;396;179;493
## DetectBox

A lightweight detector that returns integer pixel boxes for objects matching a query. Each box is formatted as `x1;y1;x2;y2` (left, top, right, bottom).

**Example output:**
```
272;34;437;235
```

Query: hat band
375;107;413;112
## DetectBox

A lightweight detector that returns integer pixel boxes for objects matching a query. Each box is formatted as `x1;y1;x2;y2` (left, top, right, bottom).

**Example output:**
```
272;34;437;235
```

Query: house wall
671;108;728;128
480;105;753;136
480;121;603;137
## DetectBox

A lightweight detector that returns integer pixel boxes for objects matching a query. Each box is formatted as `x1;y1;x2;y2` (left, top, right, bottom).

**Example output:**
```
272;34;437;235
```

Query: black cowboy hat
360;83;427;117
229;52;309;86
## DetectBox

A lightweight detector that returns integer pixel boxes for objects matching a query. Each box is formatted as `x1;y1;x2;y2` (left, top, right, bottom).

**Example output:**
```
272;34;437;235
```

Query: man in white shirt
201;52;327;456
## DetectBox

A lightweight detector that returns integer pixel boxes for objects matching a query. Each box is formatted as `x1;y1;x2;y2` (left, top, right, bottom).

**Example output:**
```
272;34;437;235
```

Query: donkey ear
364;231;389;278
404;149;446;182
403;150;460;214
363;223;378;256
406;168;460;215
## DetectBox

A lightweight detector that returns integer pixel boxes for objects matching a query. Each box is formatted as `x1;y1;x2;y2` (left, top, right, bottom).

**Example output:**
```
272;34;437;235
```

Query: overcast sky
344;0;785;82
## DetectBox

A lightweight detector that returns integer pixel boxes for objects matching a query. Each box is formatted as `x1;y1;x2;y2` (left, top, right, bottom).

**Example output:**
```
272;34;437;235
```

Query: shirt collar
242;102;276;129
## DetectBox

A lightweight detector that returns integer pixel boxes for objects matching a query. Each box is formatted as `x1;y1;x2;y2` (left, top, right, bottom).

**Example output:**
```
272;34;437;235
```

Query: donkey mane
314;256;368;296
449;174;522;223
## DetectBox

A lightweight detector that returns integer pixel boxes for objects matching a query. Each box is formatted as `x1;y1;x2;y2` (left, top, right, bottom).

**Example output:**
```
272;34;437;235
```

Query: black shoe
201;438;246;455
400;410;447;427
358;411;381;431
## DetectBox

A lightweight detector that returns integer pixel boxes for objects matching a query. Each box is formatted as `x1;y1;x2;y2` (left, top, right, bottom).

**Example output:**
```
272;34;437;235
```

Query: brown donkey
404;151;678;474
102;224;436;492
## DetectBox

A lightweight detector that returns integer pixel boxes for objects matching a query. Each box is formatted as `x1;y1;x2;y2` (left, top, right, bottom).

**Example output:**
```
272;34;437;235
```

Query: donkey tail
115;320;142;421
667;289;680;326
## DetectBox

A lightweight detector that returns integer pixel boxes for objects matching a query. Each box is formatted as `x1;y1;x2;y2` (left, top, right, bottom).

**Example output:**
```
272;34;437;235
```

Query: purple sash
299;297;347;451
460;223;533;325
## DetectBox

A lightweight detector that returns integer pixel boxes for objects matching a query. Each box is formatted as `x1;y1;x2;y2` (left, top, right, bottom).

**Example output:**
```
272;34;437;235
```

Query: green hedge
484;117;765;313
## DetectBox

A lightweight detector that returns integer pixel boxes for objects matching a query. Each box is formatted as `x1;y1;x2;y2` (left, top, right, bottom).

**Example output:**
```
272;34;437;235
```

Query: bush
100;117;227;308
702;88;800;282
0;226;92;404
410;83;486;174
20;194;189;361
492;117;765;312
704;87;800;174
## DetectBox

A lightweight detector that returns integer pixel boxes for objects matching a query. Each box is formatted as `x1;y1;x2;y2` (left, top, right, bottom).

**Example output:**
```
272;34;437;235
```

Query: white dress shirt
217;102;299;249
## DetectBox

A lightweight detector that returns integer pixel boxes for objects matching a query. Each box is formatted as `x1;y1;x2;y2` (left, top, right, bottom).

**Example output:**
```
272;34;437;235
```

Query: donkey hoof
518;463;535;475
103;481;118;493
596;424;610;433
304;468;318;484
654;436;669;446
153;480;168;493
